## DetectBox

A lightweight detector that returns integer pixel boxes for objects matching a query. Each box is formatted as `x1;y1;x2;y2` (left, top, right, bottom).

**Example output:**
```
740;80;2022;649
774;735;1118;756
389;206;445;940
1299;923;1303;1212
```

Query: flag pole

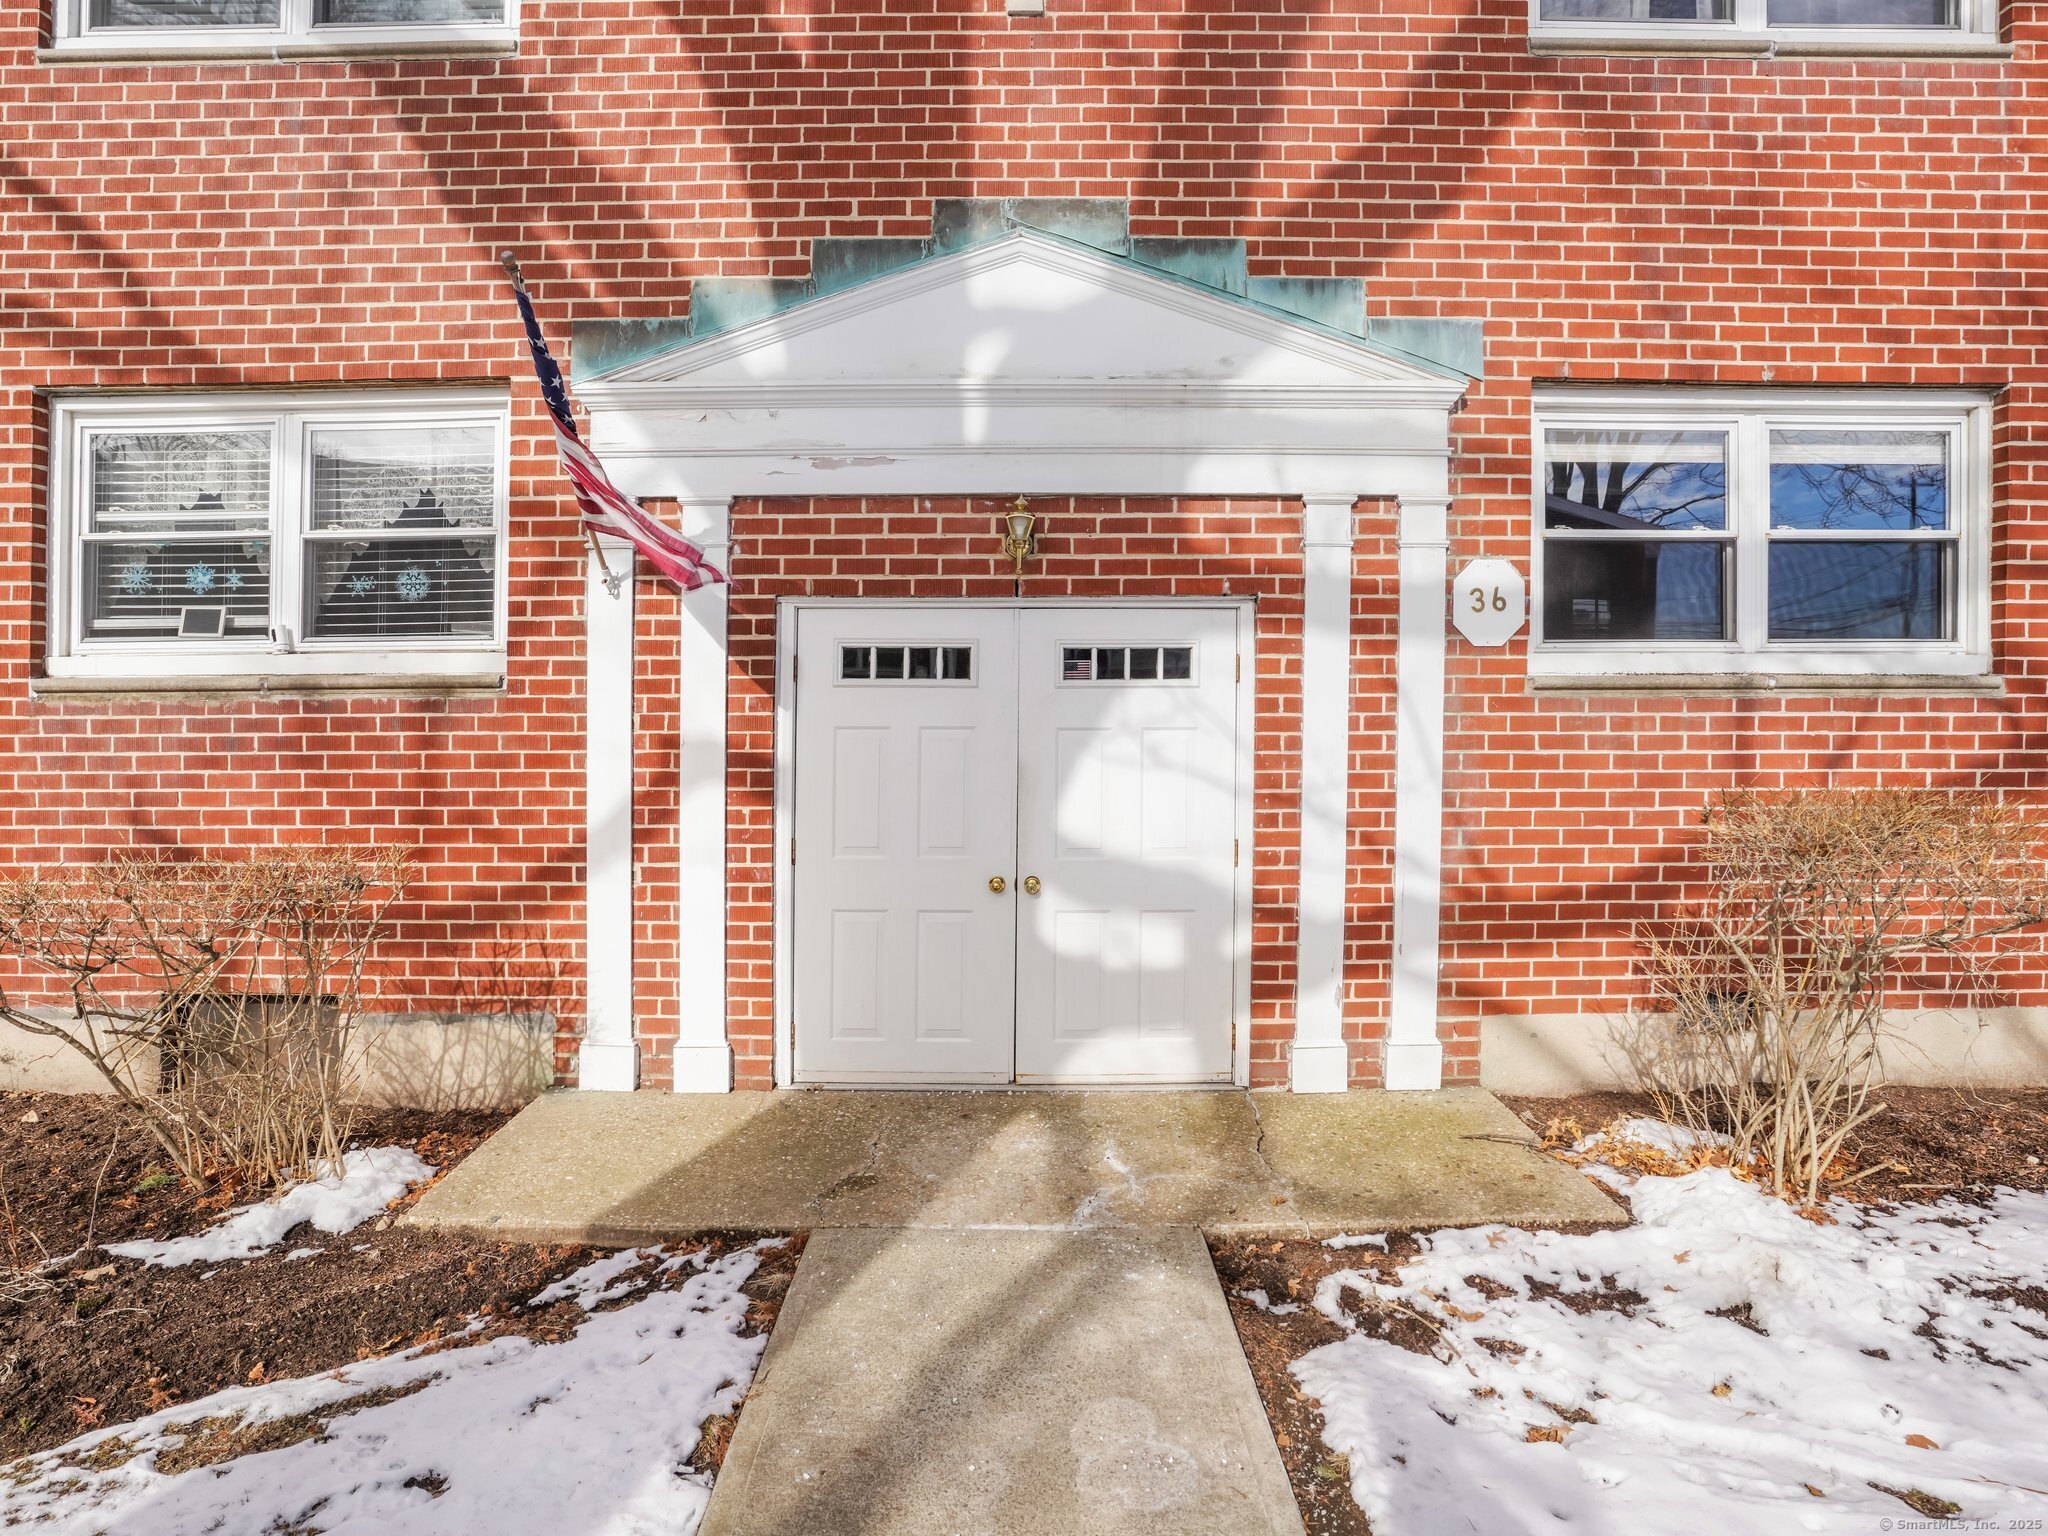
503;249;627;595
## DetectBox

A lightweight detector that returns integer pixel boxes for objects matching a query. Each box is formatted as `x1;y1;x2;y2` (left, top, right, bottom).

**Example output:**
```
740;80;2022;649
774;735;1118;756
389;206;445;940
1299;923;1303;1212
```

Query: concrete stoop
405;1086;1624;1242
698;1227;1302;1536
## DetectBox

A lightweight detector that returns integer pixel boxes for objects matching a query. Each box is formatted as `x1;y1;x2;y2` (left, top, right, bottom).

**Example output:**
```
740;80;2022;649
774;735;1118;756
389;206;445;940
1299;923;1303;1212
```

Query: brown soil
0;1090;513;1262
0;1091;804;1463
1208;1234;1423;1536
1498;1085;2048;1204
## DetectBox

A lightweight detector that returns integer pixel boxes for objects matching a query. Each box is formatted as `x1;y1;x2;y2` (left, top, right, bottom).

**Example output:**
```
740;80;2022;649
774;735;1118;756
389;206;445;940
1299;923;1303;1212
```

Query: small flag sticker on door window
1062;647;1093;681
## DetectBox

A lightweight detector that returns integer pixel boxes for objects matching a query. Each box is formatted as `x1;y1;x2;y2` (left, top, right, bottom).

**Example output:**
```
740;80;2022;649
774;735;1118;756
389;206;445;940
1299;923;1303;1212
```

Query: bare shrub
1632;788;2048;1205
0;847;409;1193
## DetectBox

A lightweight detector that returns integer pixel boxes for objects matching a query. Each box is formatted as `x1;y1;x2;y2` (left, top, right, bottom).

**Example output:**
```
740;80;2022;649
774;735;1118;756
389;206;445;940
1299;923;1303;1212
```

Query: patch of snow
1296;1132;2048;1534
1235;1287;1304;1317
2;1239;783;1536
529;1245;676;1309
105;1147;435;1268
1325;1233;1389;1251
1572;1116;1732;1159
281;1247;321;1262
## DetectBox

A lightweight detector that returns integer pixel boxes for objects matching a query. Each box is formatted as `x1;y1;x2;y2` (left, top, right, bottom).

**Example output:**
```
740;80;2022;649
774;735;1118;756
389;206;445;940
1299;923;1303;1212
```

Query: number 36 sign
1451;558;1527;647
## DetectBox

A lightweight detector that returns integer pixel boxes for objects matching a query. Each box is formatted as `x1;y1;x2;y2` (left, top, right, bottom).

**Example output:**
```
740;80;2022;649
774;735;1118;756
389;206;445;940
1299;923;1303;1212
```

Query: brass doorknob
1022;875;1042;896
988;875;1007;894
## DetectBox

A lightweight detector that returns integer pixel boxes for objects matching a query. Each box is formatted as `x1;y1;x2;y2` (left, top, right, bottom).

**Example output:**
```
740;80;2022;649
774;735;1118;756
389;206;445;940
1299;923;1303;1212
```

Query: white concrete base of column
1289;1039;1351;1094
1384;1039;1445;1092
578;1040;640;1092
670;1042;734;1094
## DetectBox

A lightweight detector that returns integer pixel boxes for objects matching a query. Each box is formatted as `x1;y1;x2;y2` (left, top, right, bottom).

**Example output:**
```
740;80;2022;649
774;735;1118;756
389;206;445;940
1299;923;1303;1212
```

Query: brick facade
697;496;1319;1092
3;3;2043;1087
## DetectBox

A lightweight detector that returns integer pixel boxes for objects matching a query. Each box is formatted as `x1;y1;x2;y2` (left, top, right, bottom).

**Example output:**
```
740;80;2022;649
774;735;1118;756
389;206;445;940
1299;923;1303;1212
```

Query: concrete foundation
1482;1008;2048;1097
0;1012;157;1096
0;1010;552;1111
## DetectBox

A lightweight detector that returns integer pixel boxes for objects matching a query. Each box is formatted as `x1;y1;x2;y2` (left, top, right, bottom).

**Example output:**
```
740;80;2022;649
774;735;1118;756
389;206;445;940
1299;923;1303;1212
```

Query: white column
671;499;733;1093
1290;494;1356;1093
1387;495;1450;1091
581;533;639;1090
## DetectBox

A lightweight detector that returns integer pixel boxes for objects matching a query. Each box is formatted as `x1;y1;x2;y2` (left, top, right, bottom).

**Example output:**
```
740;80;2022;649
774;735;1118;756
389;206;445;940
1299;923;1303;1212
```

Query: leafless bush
0;847;409;1193
1632;788;2048;1204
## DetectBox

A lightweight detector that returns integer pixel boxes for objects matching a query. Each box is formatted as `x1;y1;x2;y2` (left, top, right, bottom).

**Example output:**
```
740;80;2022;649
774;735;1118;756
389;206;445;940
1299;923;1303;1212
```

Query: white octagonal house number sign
1452;557;1526;647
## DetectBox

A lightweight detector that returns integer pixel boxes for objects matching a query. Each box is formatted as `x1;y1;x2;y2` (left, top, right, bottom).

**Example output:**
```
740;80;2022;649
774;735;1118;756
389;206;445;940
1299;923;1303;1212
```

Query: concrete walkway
698;1227;1301;1536
407;1089;1621;1535
408;1087;1622;1242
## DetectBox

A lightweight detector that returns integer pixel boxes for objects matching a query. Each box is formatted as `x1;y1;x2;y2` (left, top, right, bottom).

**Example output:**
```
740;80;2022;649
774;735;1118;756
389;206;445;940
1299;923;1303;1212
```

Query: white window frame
1528;0;2004;55
46;389;510;685
45;0;516;59
1529;388;1993;681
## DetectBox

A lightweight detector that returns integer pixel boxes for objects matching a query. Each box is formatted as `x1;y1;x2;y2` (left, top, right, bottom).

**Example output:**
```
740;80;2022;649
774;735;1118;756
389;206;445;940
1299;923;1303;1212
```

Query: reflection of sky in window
1545;431;1728;531
1769;543;1945;640
1769;462;1947;530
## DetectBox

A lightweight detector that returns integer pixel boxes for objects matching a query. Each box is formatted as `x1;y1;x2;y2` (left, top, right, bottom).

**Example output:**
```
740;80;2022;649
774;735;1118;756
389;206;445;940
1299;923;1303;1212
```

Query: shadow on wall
0;1009;555;1112
1478;1008;2048;1096
351;1009;556;1111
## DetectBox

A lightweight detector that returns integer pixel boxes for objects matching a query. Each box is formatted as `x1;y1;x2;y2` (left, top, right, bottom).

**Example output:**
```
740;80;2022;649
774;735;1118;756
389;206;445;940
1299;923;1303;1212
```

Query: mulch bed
0;1090;803;1462
1498;1085;2048;1204
1213;1086;2048;1536
1208;1235;1423;1536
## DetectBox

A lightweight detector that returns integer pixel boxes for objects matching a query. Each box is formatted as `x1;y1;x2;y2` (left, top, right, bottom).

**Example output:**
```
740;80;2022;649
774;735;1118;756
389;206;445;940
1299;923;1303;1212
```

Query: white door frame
774;596;1257;1090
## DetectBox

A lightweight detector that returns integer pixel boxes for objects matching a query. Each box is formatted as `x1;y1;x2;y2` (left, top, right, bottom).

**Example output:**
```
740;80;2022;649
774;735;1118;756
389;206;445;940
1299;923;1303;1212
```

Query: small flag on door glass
1062;647;1093;681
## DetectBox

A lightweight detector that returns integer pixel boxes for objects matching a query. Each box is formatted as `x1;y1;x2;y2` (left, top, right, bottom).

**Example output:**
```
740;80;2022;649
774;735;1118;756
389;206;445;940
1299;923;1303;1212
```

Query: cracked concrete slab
406;1087;1622;1242
696;1227;1301;1536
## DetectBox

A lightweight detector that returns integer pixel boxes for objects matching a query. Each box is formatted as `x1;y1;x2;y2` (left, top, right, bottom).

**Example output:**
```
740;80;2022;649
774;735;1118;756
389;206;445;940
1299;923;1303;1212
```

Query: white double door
792;605;1241;1084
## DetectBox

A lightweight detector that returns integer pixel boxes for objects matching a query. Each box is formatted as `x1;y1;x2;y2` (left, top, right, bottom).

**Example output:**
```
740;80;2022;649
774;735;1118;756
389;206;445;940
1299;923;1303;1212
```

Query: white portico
569;207;1472;1094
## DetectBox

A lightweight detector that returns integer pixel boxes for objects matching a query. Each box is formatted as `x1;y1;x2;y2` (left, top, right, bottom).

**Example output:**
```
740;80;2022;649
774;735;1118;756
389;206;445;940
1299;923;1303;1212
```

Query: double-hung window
1531;390;1991;681
1530;0;2003;53
46;0;515;57
47;391;509;685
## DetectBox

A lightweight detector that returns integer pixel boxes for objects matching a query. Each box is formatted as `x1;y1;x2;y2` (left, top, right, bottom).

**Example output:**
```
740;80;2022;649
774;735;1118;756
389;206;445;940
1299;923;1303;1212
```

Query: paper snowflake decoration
395;566;431;603
118;559;153;596
224;570;245;591
183;564;216;595
347;574;376;598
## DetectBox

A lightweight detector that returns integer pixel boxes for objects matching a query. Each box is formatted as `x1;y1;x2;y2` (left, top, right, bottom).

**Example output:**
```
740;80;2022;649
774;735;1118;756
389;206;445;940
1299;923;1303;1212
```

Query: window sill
37;32;517;62
1528;29;2012;58
1528;671;2004;696
32;669;505;698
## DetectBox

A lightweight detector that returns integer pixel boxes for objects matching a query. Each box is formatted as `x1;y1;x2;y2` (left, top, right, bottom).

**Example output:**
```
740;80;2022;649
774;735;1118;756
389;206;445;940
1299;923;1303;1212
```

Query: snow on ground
105;1146;436;1267
2;1241;780;1536
1296;1135;2048;1536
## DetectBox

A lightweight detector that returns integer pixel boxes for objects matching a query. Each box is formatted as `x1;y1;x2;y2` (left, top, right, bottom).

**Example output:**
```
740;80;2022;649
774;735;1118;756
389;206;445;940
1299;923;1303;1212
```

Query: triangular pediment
586;231;1467;400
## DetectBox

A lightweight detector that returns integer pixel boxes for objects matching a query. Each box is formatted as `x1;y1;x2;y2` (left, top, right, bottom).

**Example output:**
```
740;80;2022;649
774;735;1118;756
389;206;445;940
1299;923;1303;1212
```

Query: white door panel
791;604;1240;1085
1013;609;1239;1082
792;609;1017;1081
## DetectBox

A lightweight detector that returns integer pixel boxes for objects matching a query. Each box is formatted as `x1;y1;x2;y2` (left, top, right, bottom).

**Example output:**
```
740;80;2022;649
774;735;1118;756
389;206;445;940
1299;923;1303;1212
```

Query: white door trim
772;596;1257;1090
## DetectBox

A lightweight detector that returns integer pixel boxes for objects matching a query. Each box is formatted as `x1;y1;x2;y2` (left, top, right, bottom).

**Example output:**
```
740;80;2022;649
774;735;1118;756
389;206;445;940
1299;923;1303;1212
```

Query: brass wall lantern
1000;495;1038;579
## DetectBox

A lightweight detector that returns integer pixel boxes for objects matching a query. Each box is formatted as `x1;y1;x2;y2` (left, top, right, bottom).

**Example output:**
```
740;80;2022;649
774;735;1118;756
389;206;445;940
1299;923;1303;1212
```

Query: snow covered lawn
2;1241;785;1536
1296;1126;2048;1534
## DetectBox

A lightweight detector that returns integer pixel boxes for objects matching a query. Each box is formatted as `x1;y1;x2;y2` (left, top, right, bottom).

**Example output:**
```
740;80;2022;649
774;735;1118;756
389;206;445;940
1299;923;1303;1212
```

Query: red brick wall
2;1;2044;1083
703;495;1319;1091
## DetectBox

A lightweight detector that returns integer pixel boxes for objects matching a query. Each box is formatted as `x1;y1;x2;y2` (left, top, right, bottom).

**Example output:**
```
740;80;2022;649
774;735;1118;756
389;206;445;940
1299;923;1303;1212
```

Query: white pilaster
580;533;639;1091
1290;494;1357;1093
671;500;734;1093
1387;496;1450;1090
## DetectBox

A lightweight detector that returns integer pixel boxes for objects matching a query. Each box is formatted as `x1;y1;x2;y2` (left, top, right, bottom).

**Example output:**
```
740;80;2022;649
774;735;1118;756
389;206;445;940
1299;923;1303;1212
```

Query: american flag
505;254;726;592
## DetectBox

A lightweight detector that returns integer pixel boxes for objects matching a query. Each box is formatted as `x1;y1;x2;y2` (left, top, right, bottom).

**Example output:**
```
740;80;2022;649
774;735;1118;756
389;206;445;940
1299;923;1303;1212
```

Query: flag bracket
587;529;629;598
